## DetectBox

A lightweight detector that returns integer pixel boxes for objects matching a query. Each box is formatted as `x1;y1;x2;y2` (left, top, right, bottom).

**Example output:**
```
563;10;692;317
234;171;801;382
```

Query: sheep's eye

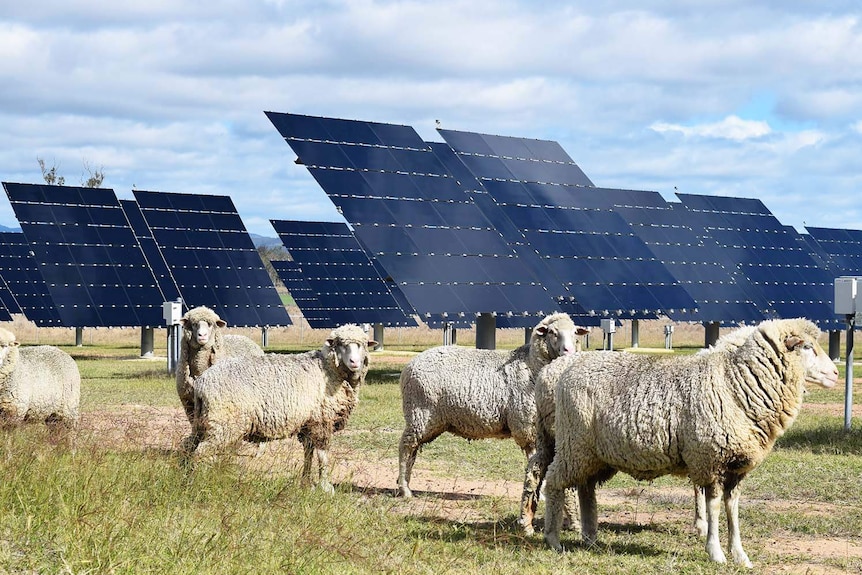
801;342;814;350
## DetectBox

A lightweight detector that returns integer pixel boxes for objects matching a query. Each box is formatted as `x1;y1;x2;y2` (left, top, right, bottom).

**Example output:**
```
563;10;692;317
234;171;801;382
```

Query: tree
36;157;105;187
37;157;65;185
256;244;290;289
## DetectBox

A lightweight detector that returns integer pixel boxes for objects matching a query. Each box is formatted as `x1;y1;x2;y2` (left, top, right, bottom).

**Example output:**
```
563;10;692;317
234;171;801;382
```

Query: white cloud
650;115;772;141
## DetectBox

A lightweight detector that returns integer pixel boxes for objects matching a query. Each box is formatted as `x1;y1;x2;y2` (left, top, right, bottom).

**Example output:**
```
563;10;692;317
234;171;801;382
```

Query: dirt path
78;405;862;574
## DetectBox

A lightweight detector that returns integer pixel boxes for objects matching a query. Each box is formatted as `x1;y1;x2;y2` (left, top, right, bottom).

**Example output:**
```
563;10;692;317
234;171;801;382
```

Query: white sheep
187;324;376;493
520;351;707;535
0;327;80;431
396;313;588;498
176;306;264;423
542;318;839;567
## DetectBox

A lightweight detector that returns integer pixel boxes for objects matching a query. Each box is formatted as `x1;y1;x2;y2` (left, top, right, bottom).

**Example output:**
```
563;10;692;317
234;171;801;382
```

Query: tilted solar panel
271;219;417;327
133;190;290;327
266;111;561;323
3;183;167;327
270;259;333;329
439;129;696;320
598;188;763;325
0;231;60;325
676;193;836;326
806;226;862;276
120;199;182;303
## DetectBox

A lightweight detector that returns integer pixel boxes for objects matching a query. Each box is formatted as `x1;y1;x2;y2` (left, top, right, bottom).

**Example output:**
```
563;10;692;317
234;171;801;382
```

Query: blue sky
2;1;862;237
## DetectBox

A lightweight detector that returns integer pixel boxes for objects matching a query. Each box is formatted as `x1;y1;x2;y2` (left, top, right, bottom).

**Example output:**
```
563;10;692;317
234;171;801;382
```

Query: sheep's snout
800;343;839;388
339;342;366;372
195;322;212;345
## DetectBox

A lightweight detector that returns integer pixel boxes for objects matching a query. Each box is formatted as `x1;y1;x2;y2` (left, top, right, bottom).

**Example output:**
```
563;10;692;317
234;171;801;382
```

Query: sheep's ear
216;319;226;328
368;340;378;348
534;326;548;336
325;338;334;347
576;327;590;335
784;335;805;351
180;318;190;328
11;341;19;347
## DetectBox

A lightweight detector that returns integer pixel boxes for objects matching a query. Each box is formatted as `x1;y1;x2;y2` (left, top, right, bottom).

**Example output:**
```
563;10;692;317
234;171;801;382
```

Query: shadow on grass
402;513;666;558
778;423;862;455
340;482;484;501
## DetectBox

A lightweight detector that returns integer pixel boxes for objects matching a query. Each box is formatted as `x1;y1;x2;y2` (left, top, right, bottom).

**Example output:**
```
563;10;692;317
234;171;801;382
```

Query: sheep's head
324;324;377;384
180;306;226;349
0;327;19;378
769;319;839;389
531;313;589;363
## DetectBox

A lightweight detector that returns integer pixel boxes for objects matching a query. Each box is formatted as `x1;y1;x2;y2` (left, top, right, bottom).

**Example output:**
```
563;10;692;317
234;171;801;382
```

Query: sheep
520;351;707;535
186;324;377;493
396;313;588;498
176;306;264;423
542;318;839;567
0;327;80;432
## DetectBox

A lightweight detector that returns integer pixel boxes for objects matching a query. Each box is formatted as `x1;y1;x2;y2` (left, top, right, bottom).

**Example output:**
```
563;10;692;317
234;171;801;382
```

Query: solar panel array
676;194;837;327
805;227;862;276
133;190;290;327
269;259;333;328
440;129;697;320
0;231;59;325
266;111;561;326
271;219;417;328
3;183;167;327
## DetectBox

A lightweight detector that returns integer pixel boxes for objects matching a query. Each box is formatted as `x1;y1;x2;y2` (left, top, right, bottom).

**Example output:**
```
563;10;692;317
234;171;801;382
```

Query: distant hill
249;233;283;248
0;224;21;233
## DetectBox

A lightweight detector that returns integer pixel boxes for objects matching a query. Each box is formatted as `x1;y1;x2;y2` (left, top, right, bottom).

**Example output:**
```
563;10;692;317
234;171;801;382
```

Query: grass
0;344;861;573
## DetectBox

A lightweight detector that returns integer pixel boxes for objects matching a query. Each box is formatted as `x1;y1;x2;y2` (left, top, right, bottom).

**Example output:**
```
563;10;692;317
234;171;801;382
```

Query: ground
78;400;862;574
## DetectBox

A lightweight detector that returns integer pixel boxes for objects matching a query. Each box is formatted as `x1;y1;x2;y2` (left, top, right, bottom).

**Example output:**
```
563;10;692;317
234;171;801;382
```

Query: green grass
0;348;861;573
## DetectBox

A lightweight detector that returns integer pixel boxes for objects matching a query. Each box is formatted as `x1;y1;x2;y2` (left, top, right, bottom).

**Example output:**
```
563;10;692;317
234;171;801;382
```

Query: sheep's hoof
544;532;563;553
396;485;412;498
522;523;535;536
316;481;335;495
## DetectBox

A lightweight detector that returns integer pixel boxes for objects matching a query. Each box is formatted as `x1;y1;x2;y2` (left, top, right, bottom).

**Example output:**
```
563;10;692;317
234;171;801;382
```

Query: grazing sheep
176;306;264;423
396;313;588;498
187;324;376;493
0;327;80;431
542;318;839;567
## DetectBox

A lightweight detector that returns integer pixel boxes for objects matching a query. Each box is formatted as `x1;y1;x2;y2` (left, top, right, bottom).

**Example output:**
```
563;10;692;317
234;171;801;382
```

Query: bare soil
78;404;862;574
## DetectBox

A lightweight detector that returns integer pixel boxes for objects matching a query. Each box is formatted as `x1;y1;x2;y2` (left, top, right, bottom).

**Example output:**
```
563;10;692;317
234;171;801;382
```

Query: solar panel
266;111;561;322
439;129;696;320
806;226;862;276
271;219;417;327
2;183;167;327
676;193;836;326
270;259;334;328
0;232;60;325
598;189;764;325
133;190;291;327
120;199;182;303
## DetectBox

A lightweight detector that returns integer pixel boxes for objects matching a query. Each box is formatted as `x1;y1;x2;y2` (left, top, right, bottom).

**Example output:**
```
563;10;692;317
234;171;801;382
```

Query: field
1;316;861;574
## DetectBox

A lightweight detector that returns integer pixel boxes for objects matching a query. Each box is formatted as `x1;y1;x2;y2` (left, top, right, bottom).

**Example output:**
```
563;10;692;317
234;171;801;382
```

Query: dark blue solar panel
271;220;416;326
2;182;167;327
439;129;694;319
270;260;333;329
806;226;862;276
267;111;560;322
677;193;836;326
0;231;60;326
600;189;764;325
120;199;182;303
133;190;290;327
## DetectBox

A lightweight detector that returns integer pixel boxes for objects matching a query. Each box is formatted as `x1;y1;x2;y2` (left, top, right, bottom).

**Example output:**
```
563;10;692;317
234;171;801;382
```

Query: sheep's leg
577;479;598;545
724;480;752;568
563;487;581;533
315;447;334;495
693;483;707;537
704;482;727;564
519;450;544;534
396;428;420;498
542;455;575;552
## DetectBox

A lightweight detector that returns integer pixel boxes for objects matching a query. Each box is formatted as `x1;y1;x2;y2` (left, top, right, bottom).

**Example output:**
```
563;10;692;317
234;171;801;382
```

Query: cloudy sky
2;1;862;237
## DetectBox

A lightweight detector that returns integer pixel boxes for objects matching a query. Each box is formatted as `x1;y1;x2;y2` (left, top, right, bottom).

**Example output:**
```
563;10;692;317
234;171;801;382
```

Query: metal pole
845;315;854;431
630;319;639;348
476;313;496;350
